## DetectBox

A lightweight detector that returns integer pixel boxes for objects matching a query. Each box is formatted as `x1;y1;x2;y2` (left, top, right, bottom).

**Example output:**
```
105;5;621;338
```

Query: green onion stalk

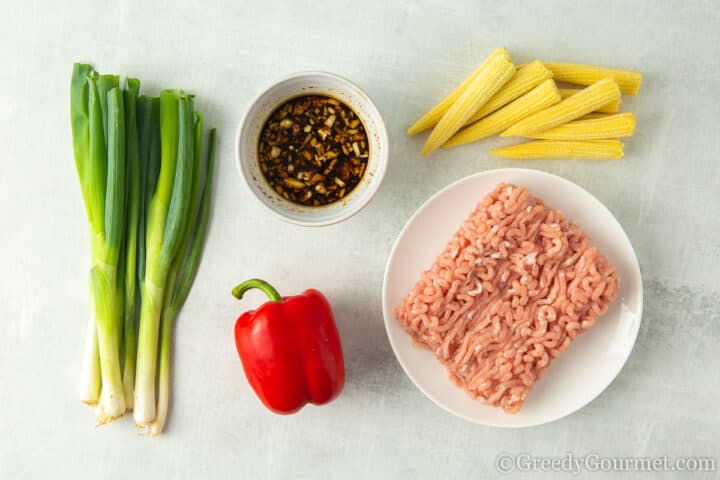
134;91;216;431
71;64;129;422
149;127;216;435
121;79;141;410
72;65;100;406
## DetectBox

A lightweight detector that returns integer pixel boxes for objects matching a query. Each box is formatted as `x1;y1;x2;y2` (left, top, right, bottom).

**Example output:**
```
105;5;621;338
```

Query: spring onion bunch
70;63;216;434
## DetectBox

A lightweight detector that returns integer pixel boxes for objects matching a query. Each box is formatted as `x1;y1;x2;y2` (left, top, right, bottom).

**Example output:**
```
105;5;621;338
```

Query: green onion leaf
159;95;195;271
86;73;107;238
103;87;127;262
70;64;92;220
122;78;141;409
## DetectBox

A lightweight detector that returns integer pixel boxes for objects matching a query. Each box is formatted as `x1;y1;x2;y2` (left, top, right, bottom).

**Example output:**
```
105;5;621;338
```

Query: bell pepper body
233;282;345;414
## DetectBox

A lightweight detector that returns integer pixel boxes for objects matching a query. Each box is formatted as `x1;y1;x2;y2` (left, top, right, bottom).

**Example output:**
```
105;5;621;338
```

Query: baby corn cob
558;88;620;113
465;60;553;124
579;113;612;120
445;79;560;147
501;78;621;137
526;113;636;140
407;48;508;135
491;139;624;160
422;52;515;155
544;62;642;95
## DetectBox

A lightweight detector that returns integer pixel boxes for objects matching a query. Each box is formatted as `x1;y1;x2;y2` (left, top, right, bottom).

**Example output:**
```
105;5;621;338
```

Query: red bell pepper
231;279;345;414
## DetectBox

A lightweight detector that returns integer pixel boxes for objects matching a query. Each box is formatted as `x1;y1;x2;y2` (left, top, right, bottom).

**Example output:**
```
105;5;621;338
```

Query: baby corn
578;112;611;120
422;52;515;155
445;79;560;147
465;60;553;124
526;113;636;140
544;62;642;95
501;78;621;137
491;139;624;160
407;48;508;135
558;88;620;113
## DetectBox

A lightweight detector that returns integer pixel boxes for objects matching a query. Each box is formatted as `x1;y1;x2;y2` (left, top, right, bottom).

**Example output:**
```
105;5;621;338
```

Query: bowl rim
382;167;644;427
235;70;389;227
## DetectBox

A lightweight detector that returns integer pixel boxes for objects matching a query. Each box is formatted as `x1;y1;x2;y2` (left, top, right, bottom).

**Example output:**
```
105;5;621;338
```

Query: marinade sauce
258;95;369;206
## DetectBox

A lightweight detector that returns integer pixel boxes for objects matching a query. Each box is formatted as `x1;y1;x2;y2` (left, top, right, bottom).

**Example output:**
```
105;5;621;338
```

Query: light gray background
1;0;718;478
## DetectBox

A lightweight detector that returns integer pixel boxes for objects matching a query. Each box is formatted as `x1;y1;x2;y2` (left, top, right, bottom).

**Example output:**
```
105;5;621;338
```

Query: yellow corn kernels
558;88;620;114
422;52;515;155
544;62;642;95
407;49;508;136
579;113;613;121
491;139;624;160
526;113;636;140
445;79;560;147
501;78;621;137
464;60;553;125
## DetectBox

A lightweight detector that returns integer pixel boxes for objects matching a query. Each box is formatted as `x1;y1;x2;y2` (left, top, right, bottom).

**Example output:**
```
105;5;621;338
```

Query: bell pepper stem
232;278;282;302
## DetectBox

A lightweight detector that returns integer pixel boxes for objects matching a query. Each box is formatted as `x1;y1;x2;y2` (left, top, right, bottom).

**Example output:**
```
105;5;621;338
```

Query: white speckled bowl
236;72;388;226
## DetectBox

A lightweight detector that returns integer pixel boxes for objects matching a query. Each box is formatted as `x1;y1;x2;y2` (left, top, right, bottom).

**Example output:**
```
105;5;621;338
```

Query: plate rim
381;167;643;428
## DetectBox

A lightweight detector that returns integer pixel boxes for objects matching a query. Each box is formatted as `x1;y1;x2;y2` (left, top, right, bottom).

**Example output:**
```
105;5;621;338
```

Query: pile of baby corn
408;48;641;159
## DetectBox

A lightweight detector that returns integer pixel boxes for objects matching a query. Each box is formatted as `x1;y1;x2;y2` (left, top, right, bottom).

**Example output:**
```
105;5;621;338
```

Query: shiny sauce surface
258;95;369;206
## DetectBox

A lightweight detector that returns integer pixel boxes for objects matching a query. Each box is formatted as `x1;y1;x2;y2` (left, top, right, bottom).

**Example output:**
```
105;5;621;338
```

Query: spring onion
71;63;215;432
150;127;216;435
90;79;128;422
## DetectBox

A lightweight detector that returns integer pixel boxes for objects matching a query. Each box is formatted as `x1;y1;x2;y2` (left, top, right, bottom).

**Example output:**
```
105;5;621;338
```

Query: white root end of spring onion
95;357;127;423
133;396;155;427
94;389;127;424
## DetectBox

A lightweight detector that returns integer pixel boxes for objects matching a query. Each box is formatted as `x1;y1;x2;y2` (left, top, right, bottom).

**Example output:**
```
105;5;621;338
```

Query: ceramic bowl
236;72;388;226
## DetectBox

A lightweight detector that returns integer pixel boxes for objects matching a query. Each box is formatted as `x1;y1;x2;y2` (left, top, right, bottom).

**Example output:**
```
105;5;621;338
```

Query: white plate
382;168;643;427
